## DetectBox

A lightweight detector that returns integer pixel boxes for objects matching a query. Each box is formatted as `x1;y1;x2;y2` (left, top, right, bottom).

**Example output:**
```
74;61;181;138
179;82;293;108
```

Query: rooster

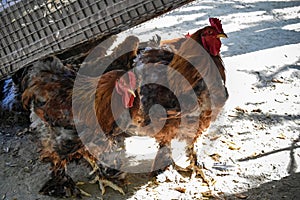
21;36;139;198
128;18;228;182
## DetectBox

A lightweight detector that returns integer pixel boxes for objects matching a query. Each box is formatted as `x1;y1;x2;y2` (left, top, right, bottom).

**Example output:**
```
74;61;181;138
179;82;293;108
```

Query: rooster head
190;18;227;56
115;71;136;108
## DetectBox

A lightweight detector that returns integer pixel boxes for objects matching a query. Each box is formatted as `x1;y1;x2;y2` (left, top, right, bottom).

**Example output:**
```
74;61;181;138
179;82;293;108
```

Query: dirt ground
1;0;300;199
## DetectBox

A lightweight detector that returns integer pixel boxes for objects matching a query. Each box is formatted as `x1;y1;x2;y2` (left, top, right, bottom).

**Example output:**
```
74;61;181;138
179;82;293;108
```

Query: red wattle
128;95;135;108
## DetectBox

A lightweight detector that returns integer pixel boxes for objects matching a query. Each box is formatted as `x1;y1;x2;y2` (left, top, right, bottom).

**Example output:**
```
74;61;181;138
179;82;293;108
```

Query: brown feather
160;37;187;52
72;70;128;134
168;28;227;94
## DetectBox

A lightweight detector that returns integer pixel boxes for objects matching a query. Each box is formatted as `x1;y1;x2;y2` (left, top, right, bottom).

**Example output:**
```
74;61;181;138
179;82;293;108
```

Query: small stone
23;166;31;173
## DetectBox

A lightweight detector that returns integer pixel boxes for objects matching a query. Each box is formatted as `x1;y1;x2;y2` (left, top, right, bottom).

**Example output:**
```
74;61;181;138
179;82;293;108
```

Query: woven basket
0;0;194;80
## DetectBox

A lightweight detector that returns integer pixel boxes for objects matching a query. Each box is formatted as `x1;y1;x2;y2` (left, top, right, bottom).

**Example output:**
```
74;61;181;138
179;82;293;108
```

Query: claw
89;164;100;176
83;154;125;195
91;175;125;195
190;160;216;186
172;144;216;186
84;156;100;176
197;168;215;186
79;188;92;197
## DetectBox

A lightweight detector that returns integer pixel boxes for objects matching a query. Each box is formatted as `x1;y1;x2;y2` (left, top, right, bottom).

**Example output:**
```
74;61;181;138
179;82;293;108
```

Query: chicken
11;17;227;197
21;36;139;198
128;18;228;183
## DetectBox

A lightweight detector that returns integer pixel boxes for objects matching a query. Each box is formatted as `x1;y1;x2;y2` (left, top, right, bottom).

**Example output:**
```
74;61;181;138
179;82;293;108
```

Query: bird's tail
0;78;19;111
0;76;30;125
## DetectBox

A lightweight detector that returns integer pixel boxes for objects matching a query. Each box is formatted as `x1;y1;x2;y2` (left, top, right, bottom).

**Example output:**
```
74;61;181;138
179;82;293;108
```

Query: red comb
209;18;224;33
185;32;192;38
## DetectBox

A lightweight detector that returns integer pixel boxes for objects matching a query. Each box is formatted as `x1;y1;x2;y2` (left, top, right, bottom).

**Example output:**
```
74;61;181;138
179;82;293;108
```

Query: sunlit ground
116;0;300;198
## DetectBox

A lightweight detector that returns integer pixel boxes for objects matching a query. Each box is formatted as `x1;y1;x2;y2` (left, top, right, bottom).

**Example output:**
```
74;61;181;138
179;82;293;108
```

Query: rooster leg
187;144;215;186
151;143;174;175
90;175;125;195
82;153;125;195
85;156;100;176
151;143;184;183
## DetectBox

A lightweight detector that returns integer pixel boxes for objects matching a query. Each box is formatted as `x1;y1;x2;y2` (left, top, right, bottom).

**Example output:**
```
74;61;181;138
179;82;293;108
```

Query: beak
217;33;228;38
127;89;136;97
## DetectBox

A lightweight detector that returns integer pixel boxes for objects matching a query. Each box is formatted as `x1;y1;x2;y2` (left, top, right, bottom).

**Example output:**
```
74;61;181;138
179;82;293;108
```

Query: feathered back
22;56;76;127
167;33;228;114
167;37;210;94
80;35;139;77
168;18;227;95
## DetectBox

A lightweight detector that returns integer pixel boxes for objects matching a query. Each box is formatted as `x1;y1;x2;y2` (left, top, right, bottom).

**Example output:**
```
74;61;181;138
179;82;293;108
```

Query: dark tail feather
0;78;19;111
0;73;30;125
39;169;81;198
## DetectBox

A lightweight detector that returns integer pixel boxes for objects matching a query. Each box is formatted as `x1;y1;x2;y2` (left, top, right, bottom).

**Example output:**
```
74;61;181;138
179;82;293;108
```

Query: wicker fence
0;0;194;80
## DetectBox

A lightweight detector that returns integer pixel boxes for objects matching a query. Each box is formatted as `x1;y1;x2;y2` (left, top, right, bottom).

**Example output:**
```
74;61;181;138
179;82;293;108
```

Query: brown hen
21;36;139;197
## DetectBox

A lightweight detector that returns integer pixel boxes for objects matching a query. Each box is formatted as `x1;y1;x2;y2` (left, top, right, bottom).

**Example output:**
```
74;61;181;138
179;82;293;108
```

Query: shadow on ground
225;172;300;200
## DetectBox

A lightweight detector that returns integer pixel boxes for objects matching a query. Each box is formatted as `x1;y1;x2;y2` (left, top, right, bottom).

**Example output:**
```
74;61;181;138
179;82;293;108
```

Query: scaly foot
90;175;125;195
190;161;216;186
83;154;125;195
